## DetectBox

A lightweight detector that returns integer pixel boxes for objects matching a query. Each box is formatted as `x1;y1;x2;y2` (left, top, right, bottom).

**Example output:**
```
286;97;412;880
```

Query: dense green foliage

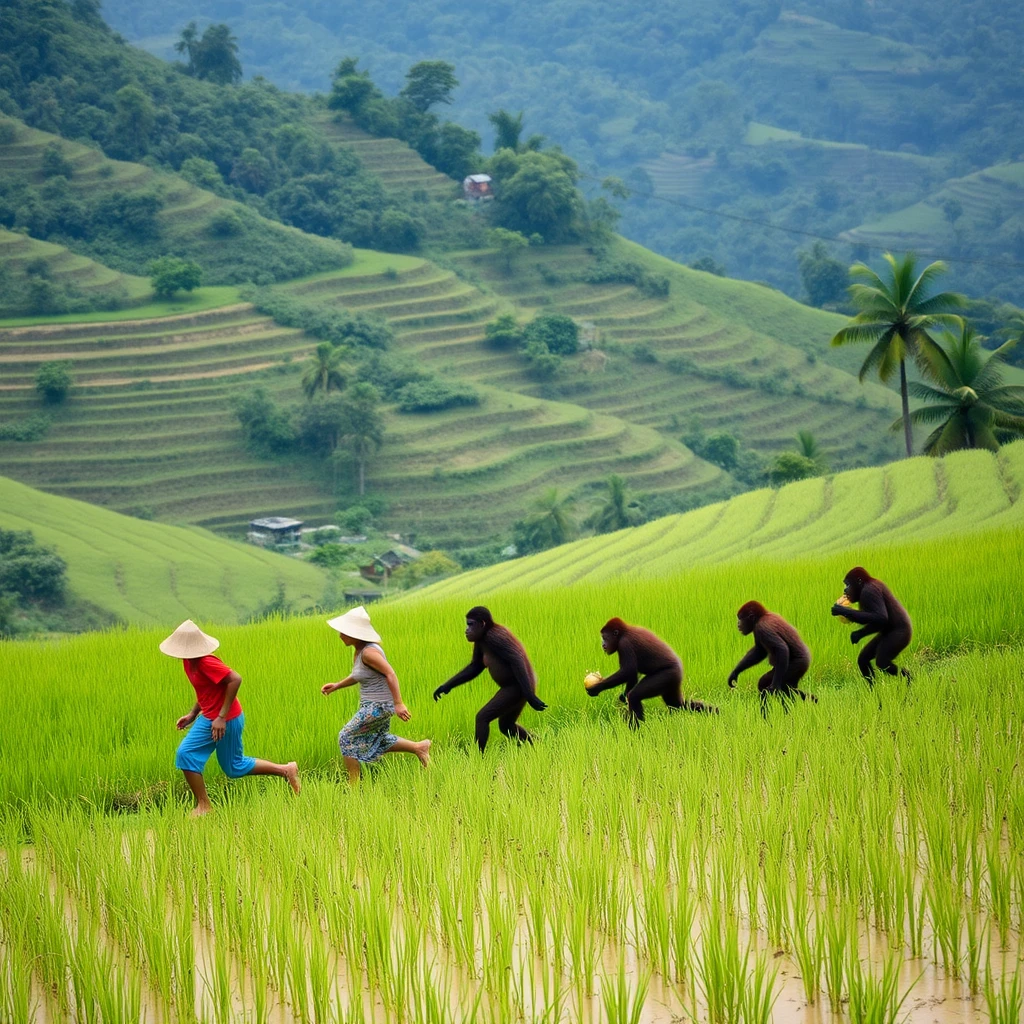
149;255;201;298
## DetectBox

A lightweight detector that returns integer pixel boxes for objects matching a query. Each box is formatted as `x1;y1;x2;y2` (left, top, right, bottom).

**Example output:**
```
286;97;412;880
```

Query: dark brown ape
728;601;816;718
433;606;547;752
588;618;717;726
831;567;913;684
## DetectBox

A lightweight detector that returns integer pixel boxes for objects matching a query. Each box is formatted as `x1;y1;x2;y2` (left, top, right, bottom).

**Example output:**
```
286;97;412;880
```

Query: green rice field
2;446;1023;1022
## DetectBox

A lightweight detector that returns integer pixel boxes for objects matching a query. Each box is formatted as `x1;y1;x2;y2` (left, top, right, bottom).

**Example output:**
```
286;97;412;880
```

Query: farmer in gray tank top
321;606;432;785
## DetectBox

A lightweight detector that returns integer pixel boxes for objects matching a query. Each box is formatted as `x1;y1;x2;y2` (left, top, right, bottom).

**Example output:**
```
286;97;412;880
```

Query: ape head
465;606;493;642
600;617;629;655
736;601;767;636
843;567;872;602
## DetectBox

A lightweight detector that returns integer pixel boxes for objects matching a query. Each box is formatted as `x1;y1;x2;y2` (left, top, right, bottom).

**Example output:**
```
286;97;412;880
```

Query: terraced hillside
369;242;901;467
0;118;351;283
0;251;727;541
309;111;456;199
424;441;1024;597
0;228;150;317
842;162;1024;258
0;475;327;625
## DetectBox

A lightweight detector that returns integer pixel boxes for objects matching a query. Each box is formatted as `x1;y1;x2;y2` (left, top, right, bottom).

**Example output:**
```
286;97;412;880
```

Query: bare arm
176;700;201;730
434;644;486;700
361;646;411;721
211;670;242;739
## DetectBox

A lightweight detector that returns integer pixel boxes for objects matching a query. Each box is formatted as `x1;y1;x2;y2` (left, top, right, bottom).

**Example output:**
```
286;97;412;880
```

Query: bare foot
285;761;301;795
416;739;431;769
190;804;212;818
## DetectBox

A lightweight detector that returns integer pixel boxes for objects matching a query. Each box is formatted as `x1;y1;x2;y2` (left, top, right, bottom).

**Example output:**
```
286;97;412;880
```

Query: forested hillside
96;0;1024;303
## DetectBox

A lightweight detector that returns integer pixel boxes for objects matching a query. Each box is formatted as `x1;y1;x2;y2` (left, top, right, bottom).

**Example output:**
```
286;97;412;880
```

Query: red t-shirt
183;655;242;721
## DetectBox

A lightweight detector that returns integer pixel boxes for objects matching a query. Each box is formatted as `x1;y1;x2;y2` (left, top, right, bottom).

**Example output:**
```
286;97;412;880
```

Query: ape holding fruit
728;602;816;718
586;618;717;726
831;567;913;684
433;606;547;752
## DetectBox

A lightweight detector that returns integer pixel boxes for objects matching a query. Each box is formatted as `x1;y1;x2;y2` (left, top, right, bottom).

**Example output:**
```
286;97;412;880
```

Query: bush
337;505;373;532
231;387;295;455
250;290;393;350
523;313;579;355
484;313;524;349
35;362;73;403
149;256;202;298
41;143;74;179
395;378;480;412
307;543;356;568
0;529;66;604
207;208;244;237
702;433;739;471
376;208;423;252
0;414;51;441
632;343;658;364
768;451;817;486
390;550;461;588
523;339;562;378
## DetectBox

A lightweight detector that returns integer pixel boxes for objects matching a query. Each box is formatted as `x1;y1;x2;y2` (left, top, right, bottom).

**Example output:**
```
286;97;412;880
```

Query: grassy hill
0;475;328;626
422;440;1024;597
0;118;352;286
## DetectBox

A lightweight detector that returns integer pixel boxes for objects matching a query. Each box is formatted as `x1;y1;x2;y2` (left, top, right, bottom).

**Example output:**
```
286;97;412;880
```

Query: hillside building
248;516;303;547
359;544;422;582
462;174;493;201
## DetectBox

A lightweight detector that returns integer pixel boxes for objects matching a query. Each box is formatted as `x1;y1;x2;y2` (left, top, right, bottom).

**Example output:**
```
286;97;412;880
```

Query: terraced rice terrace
425;441;1024;596
310;111;457;199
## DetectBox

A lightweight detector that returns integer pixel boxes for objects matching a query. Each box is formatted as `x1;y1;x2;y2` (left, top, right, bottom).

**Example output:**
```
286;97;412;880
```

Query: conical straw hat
326;606;381;643
159;619;220;659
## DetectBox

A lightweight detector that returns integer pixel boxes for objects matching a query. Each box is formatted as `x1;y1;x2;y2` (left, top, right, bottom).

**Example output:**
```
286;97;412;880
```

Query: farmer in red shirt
161;619;300;815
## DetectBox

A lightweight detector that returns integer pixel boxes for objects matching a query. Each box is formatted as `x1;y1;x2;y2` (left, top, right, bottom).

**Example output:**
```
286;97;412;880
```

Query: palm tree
174;21;199;74
593;475;642;533
796;430;830;473
520;489;576;550
337;382;384;496
831;252;964;457
893;325;1024;454
301;342;346;399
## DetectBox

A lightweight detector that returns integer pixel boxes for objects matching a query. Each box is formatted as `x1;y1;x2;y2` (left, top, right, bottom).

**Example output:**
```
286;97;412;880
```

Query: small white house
463;174;493;201
248;516;303;547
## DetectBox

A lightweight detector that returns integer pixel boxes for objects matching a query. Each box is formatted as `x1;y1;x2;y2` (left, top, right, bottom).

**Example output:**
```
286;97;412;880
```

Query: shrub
307;543;356;568
208;208;243;237
524;313;579;355
0;414;51;441
768;451;817;486
703;433;739;471
523;339;562;378
391;550;461;588
395;378;480;412
0;529;66;604
250;290;393;350
484;313;524;350
632;343;658;364
337;505;373;532
35;362;73;403
41;143;74;179
231;387;295;455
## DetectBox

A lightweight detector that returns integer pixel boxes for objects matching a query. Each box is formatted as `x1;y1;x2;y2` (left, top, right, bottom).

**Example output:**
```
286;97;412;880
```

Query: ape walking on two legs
433;606;547;752
587;618;717;727
728;602;816;718
832;567;913;684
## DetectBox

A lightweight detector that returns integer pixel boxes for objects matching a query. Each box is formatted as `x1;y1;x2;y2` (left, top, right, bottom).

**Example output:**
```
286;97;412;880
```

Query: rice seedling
599;955;649;1024
984;962;1023;1024
846;950;918;1024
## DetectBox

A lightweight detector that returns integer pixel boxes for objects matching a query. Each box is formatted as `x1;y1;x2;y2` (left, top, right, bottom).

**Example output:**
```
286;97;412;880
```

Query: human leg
182;771;212;815
212;715;301;791
343;756;361;785
175;716;216;813
386;736;432;768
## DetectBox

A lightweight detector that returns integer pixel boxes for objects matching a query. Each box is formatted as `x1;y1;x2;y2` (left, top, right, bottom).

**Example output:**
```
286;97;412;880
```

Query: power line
578;170;1024;272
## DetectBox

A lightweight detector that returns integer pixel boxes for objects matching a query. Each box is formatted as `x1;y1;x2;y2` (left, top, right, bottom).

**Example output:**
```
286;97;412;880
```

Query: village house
359;544;422;582
247;516;303;548
462;174;493;201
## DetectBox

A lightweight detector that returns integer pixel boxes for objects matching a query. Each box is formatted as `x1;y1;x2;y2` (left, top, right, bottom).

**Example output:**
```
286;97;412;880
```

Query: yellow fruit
835;593;853;624
584;671;603;689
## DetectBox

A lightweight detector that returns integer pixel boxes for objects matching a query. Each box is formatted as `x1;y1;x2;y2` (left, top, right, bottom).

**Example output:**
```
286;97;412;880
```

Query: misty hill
96;0;1024;303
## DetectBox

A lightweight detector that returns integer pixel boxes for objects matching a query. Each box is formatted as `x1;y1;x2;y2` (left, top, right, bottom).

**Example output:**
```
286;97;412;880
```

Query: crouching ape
433;606;548;752
832;567;912;684
728;602;816;718
587;618;717;727
161;619;300;816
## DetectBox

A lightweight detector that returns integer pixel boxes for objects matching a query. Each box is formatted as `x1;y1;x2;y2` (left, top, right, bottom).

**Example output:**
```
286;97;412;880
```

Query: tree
328;58;379;115
35;361;73;404
796;430;830;472
432;122;480;179
488;109;524;152
523;313;579;354
149;256;202;299
400;61;458;114
702;433;739;471
112;85;155;159
193;24;242;85
484;313;523;349
488;227;529;273
893;325;1024;454
232;388;295;455
41;143;73;179
489;149;582;241
391;550;461;588
174;21;200;74
513;489;576;552
296;394;348;456
593;475;643;534
230;148;274;194
768;451;817;486
942;198;964;226
831;253;965;457
337;382;384;496
302;342;347;399
798;242;847;308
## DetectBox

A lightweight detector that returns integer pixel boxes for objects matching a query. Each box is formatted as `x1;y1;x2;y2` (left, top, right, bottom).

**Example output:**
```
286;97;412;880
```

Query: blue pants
175;714;255;778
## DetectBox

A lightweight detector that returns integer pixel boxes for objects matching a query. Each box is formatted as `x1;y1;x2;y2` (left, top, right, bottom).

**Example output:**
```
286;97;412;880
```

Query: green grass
0;474;328;626
0;482;1021;1020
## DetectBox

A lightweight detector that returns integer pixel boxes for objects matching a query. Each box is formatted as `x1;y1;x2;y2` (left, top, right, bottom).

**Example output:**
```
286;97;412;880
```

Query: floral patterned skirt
338;701;397;763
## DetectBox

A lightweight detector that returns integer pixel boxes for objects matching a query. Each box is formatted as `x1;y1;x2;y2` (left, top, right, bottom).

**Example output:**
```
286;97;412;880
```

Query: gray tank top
352;643;393;704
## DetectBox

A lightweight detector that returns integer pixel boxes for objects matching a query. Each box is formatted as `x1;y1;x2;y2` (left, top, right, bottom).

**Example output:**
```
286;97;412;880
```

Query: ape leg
497;692;531;745
756;671;777;720
785;658;816;704
874;629;912;683
475;687;525;753
857;634;881;685
625;668;682;727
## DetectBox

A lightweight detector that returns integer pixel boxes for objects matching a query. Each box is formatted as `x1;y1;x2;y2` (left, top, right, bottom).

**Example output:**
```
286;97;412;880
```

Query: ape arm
504;646;547;711
588;640;639;695
433;643;485;700
834;586;889;635
728;642;766;685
